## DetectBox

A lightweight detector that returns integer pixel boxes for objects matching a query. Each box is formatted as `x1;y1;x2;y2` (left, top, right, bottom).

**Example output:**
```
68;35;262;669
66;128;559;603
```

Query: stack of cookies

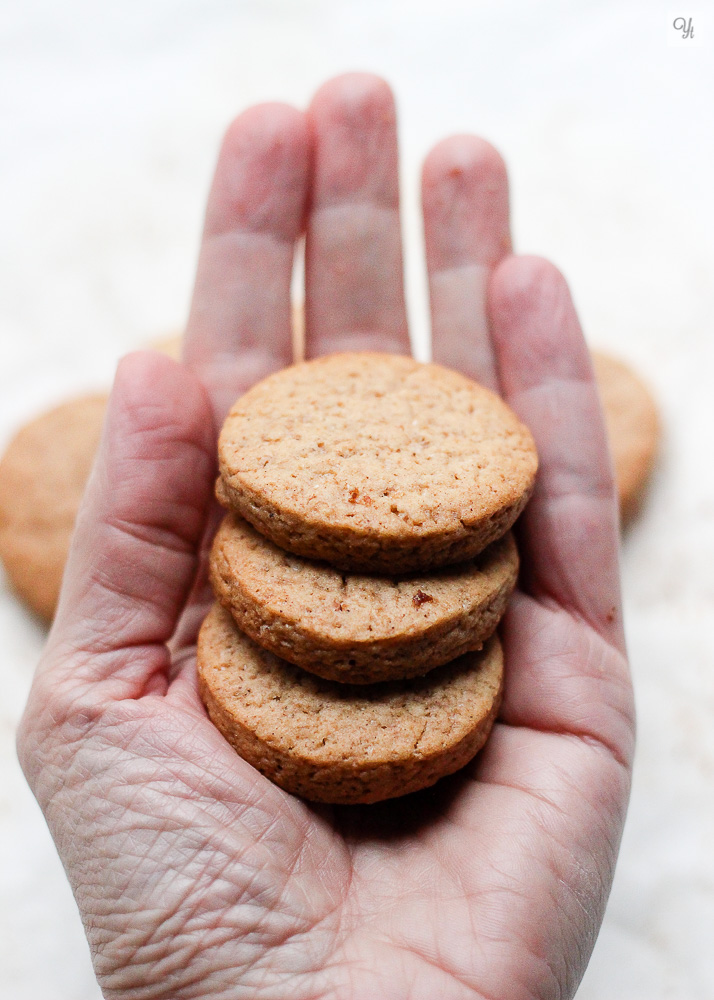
197;351;539;804
0;328;658;624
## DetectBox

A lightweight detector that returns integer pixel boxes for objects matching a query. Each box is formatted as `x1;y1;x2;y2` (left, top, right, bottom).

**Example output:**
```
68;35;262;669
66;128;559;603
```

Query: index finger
183;103;310;426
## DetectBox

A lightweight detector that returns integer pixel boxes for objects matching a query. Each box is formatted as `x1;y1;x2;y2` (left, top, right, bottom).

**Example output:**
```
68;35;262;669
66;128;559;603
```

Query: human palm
18;74;634;1000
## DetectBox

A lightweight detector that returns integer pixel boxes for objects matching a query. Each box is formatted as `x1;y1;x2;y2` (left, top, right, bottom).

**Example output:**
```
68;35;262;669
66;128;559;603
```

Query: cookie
210;513;518;683
217;352;538;574
0;333;186;621
0;394;108;620
198;602;503;804
592;351;660;521
149;333;182;360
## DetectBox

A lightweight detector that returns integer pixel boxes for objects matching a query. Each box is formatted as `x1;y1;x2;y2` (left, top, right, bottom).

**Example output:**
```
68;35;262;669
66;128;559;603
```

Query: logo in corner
673;16;695;38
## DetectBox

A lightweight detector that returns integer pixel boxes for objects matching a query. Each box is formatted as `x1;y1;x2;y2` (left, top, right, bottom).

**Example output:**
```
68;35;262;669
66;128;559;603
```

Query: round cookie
0;394;108;620
198;602;503;804
592;351;660;521
217;352;538;574
0;331;185;621
210;513;518;683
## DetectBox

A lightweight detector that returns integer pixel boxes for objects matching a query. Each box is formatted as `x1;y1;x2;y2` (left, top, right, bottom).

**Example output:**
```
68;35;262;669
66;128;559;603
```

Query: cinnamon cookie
593;351;660;521
217;352;538;573
0;394;108;620
198;602;503;804
210;513;518;683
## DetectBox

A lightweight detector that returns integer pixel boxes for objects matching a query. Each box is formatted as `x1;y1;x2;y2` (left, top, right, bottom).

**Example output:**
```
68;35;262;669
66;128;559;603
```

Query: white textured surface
1;2;712;996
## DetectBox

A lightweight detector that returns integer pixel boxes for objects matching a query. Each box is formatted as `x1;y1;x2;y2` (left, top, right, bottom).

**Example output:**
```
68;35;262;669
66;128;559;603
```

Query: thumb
40;350;215;698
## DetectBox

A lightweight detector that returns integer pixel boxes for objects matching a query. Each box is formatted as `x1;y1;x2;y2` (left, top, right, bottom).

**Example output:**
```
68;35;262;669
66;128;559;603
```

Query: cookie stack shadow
197;352;539;805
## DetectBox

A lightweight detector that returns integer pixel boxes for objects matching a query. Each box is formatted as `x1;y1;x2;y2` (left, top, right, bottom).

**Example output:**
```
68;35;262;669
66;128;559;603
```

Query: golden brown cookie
0;333;186;621
217;352;538;574
0;394;108;620
210;513;518;683
198;602;503;804
592;351;660;521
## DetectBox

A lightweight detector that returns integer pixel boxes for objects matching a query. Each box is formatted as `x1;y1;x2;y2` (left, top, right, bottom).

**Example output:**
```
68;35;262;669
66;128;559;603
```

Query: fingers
423;136;511;391
488;256;624;647
184;103;310;424
39;352;215;698
304;73;410;358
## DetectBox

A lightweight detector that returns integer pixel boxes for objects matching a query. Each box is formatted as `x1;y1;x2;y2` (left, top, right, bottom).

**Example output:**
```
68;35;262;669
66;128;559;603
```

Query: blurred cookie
217;352;538;574
210;513;518;683
149;333;182;360
197;602;503;804
0;333;184;621
593;351;660;521
0;394;108;620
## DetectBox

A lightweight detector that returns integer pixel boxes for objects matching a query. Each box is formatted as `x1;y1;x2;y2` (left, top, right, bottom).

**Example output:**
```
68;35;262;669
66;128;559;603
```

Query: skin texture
17;74;634;1000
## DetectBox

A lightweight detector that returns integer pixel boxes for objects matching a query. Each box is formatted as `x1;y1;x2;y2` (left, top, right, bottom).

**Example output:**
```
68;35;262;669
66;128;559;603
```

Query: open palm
18;74;634;1000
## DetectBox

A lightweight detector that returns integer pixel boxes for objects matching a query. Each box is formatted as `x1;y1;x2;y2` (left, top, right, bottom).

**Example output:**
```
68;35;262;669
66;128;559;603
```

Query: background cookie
592;351;660;521
197;602;503;804
0;334;183;621
217;352;538;574
210;512;518;683
0;394;108;620
148;333;183;359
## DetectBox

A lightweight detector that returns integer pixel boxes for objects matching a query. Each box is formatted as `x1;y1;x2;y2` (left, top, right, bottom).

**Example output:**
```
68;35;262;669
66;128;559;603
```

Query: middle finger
422;135;511;392
304;73;411;358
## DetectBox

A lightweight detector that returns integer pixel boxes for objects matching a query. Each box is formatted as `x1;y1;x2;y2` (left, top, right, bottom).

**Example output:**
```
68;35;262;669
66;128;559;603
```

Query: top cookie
217;352;537;573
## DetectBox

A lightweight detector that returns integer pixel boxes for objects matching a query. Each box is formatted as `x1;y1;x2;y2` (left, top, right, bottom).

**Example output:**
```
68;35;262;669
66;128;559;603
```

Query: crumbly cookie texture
217;352;538;573
198;603;503;805
210;513;518;683
0;394;108;620
593;351;660;521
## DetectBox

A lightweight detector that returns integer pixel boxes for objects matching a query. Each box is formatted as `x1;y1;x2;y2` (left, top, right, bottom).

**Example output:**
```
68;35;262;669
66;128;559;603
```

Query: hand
18;73;634;1000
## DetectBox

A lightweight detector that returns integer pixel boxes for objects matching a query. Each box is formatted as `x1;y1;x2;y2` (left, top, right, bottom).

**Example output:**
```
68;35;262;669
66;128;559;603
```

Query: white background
1;1;713;996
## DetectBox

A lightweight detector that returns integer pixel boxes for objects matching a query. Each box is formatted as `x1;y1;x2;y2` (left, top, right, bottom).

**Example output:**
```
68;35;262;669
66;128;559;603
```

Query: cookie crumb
413;589;434;608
